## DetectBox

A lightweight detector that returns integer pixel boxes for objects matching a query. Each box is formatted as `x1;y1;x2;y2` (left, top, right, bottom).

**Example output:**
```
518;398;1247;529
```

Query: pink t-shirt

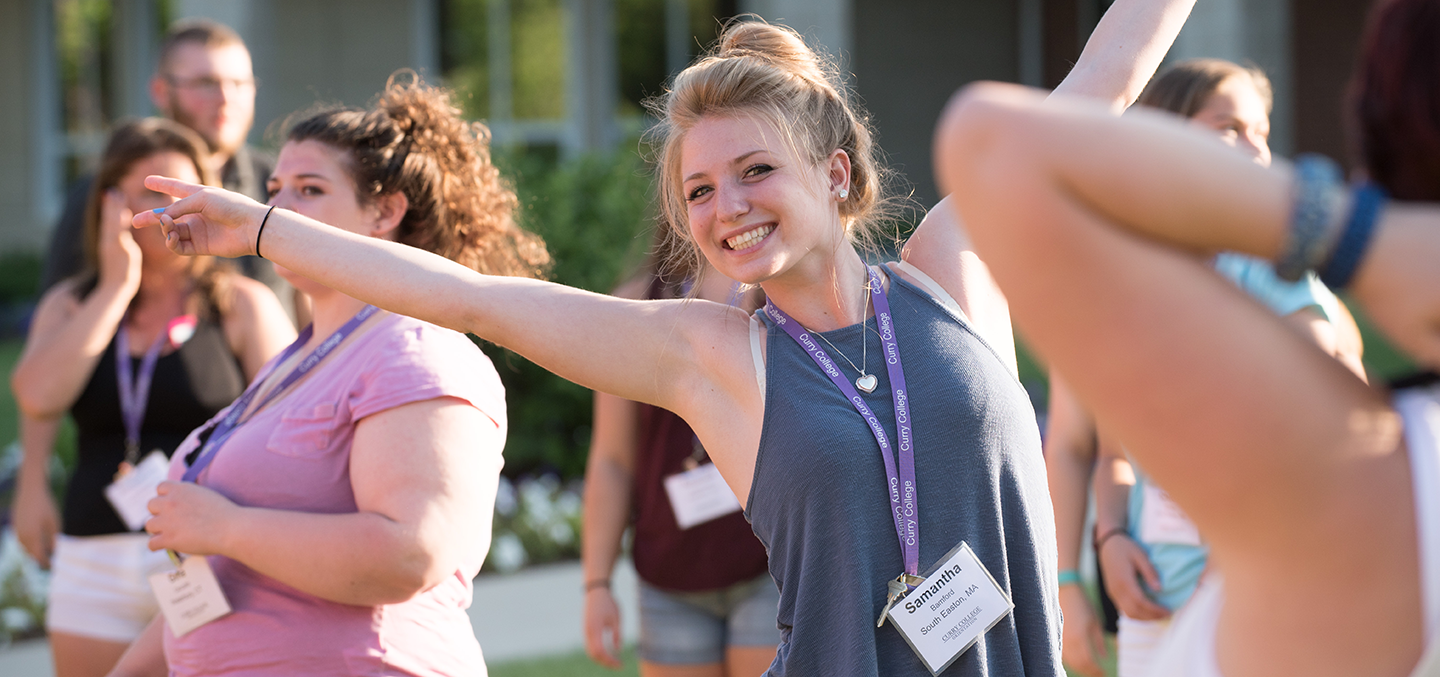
163;312;504;676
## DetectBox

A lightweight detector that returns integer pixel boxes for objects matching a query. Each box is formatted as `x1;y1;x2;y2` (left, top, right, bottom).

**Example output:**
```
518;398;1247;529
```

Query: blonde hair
646;19;898;277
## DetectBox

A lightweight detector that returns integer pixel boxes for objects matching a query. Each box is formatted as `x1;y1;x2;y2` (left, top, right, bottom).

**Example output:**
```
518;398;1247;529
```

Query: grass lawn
0;339;22;445
484;644;1111;677
490;648;639;677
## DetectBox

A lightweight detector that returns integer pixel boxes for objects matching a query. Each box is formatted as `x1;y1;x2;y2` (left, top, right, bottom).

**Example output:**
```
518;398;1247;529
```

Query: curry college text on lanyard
764;268;1012;675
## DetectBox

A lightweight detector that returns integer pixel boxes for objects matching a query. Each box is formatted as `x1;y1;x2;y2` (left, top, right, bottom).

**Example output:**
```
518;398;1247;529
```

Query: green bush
484;148;655;479
0;253;42;306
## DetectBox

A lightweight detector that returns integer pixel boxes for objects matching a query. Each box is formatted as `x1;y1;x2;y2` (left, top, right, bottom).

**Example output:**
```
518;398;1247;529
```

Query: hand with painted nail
131;176;271;259
99;188;143;294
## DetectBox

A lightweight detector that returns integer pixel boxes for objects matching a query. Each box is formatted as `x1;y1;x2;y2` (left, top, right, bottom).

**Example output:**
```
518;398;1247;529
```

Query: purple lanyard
764;267;920;578
181;304;380;483
115;320;171;463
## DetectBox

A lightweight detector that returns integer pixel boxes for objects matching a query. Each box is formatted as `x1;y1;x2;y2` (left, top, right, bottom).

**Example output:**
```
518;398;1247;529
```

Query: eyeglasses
164;75;258;96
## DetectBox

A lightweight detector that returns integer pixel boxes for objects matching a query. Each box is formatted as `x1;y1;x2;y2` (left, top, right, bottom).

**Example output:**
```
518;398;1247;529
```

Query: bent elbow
369;554;453;605
934;82;1039;197
11;373;66;420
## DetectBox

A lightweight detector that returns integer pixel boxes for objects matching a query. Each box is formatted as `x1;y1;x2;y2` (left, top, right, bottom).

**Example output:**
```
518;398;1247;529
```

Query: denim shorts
638;573;782;665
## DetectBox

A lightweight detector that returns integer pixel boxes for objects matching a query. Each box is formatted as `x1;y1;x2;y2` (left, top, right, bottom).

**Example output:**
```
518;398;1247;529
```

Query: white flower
519;478;557;527
494;476;518;516
489;532;528;574
554;490;582;520
547;521;575;547
0;607;32;633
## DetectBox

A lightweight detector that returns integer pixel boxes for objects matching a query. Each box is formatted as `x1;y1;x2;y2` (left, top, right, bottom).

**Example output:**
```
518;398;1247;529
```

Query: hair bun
716;19;829;87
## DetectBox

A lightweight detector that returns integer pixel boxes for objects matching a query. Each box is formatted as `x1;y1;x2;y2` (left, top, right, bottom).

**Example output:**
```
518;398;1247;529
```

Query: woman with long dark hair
10;118;295;677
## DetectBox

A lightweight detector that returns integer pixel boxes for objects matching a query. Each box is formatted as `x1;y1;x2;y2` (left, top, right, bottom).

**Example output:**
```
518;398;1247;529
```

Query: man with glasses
40;19;296;319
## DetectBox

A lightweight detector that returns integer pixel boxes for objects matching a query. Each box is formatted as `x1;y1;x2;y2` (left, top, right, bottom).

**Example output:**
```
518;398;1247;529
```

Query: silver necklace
808;283;878;393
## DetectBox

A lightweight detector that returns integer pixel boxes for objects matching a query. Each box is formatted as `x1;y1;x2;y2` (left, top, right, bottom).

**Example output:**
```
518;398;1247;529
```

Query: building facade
0;0;1373;252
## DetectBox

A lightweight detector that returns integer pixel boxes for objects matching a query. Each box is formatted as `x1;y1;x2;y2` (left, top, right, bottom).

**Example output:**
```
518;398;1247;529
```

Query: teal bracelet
1057;569;1081;587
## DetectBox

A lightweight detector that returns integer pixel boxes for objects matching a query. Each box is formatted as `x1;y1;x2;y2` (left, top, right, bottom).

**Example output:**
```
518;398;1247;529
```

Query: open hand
145;480;239;556
583;587;625;669
131;176;269;259
1058;585;1109;677
12;479;59;568
99;189;143;291
1097;533;1172;621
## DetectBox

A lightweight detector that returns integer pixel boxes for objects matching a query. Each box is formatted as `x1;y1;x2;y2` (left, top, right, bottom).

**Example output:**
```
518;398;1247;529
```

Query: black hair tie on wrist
256;204;277;259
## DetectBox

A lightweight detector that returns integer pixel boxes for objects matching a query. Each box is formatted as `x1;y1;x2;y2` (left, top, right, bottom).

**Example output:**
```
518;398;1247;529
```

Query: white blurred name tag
664;463;741;529
1140;483;1203;546
148;556;231;637
105;451;169;531
886;542;1014;675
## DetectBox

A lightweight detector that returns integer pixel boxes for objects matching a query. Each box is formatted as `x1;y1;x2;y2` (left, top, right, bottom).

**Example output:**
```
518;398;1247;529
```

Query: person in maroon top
582;242;777;677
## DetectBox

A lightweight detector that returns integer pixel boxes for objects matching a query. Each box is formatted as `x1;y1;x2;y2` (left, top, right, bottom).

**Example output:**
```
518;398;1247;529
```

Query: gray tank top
746;268;1062;676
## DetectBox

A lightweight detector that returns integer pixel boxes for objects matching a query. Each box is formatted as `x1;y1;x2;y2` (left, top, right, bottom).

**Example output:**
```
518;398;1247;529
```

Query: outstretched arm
132;179;748;412
1052;0;1197;111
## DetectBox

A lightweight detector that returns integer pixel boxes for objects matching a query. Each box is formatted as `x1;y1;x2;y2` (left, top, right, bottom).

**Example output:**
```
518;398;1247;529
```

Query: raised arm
134;179;751;412
13;191;140;418
1052;0;1197;111
936;83;1423;675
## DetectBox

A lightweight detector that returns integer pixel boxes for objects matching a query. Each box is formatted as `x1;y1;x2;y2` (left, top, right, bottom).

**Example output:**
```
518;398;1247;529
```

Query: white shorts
1117;615;1173;677
46;533;170;642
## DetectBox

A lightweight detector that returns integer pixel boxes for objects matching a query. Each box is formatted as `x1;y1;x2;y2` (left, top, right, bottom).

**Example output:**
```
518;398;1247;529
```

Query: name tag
148;555;232;637
105;451;170;531
885;541;1014;675
1139;483;1203;546
663;463;741;529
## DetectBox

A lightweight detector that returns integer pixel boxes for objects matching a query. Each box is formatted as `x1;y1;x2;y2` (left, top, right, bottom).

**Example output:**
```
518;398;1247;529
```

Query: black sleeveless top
65;317;246;536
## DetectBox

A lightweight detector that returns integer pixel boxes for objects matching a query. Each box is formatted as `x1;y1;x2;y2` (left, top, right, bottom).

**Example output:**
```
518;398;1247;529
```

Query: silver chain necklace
807;280;879;393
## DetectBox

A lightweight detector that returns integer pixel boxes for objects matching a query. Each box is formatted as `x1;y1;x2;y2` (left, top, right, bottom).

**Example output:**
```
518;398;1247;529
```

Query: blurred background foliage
484;147;656;479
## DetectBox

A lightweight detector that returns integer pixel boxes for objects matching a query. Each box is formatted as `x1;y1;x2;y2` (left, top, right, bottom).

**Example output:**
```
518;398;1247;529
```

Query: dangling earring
838;188;849;201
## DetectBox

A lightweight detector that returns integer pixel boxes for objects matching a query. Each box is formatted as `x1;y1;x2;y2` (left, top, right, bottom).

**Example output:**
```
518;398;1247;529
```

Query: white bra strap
749;312;767;405
891;260;970;323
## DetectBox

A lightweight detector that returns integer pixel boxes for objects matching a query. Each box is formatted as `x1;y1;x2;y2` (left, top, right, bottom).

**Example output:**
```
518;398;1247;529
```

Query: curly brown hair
286;72;550;277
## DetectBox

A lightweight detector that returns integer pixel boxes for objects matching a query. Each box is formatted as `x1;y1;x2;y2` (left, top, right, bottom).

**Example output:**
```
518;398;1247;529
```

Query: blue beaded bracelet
1276;154;1346;282
1319;182;1387;289
1057;569;1081;587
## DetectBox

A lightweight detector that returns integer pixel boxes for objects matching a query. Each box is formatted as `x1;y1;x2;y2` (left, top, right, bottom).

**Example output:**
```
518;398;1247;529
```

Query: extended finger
144;175;206;200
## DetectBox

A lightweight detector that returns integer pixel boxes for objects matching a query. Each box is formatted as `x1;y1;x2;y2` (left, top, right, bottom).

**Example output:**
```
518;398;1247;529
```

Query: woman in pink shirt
108;75;549;676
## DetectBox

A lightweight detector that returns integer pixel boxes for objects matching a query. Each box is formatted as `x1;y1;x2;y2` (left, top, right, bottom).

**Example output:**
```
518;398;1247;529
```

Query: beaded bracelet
1318;182;1387;289
1057;569;1082;587
1276;154;1347;282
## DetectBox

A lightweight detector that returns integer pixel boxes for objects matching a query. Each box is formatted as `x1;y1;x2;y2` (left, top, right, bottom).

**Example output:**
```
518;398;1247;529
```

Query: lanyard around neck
764;266;920;578
181;304;380;483
116;314;195;464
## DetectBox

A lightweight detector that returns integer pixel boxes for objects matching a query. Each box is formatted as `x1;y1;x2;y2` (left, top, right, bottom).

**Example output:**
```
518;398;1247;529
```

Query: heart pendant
855;374;878;393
